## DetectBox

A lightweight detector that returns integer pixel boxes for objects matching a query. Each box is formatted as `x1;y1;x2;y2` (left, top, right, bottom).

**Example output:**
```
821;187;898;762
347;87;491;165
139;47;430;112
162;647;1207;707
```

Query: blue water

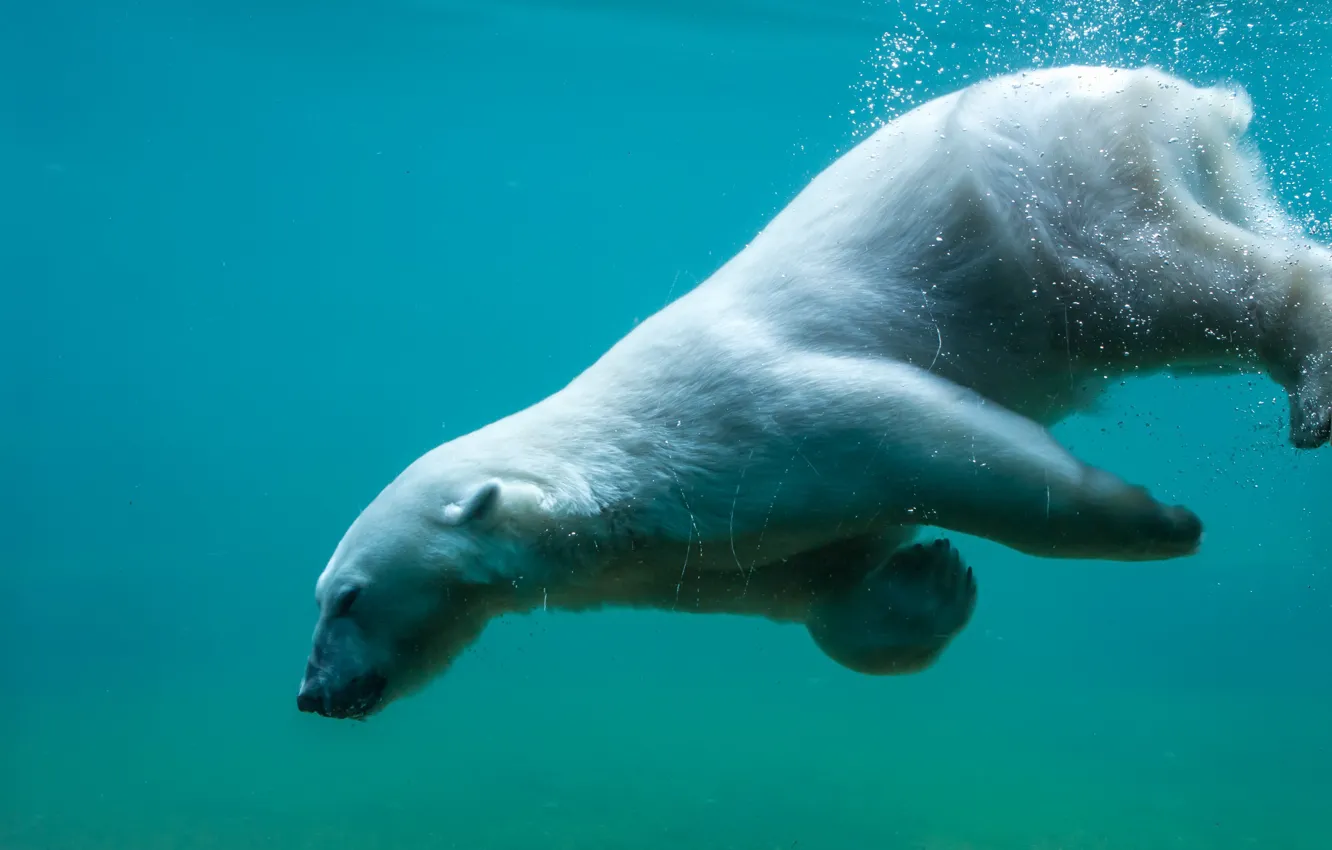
4;1;1331;847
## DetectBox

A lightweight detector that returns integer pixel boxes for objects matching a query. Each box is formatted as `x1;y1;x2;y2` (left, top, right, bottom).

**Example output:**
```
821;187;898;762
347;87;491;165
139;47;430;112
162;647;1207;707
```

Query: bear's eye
333;586;361;618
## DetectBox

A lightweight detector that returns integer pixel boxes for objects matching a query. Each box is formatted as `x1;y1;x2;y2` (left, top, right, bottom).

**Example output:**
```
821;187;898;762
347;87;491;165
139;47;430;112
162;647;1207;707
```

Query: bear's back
748;65;1253;264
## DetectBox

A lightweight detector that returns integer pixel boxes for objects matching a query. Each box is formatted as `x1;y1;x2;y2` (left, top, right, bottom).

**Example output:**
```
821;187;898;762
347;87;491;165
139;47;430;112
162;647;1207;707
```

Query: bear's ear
441;480;502;527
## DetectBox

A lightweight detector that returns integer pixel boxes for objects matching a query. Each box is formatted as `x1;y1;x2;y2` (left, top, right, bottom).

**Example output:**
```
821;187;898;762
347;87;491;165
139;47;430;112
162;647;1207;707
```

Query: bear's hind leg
1154;184;1332;448
806;539;976;676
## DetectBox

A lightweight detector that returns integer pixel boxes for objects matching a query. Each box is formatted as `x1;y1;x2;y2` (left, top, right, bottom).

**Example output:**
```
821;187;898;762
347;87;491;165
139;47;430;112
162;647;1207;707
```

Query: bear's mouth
296;670;387;721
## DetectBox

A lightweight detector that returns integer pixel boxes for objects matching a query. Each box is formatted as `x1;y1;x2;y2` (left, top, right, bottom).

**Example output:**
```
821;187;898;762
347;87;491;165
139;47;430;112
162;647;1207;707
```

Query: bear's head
296;467;547;720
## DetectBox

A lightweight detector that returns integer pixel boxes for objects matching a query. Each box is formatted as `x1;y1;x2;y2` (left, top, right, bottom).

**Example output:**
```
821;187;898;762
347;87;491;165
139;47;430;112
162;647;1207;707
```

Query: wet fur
300;65;1332;719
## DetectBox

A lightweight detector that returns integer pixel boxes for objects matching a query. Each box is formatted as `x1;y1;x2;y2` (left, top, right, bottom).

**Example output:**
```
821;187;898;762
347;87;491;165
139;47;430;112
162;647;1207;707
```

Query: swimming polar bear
297;65;1332;720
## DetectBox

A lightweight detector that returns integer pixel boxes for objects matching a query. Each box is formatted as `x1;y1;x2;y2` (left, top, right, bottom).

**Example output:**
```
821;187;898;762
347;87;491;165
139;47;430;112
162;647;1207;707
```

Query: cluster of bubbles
849;0;1330;237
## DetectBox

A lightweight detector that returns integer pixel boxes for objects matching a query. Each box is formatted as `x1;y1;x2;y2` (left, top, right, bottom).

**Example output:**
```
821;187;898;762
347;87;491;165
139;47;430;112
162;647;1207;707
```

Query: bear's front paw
1116;486;1202;561
1145;503;1204;556
806;539;977;676
1077;470;1203;560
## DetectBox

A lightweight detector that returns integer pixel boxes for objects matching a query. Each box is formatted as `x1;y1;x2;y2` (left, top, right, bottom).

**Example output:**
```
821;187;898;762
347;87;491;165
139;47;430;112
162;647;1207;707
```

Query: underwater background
4;0;1331;847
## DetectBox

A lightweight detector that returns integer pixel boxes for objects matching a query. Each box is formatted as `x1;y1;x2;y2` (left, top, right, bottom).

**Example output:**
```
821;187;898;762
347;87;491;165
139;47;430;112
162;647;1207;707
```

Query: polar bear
297;65;1332;720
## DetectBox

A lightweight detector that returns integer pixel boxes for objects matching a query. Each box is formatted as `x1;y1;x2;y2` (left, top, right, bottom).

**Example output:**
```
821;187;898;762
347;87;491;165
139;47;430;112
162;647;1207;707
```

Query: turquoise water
4;1;1331;848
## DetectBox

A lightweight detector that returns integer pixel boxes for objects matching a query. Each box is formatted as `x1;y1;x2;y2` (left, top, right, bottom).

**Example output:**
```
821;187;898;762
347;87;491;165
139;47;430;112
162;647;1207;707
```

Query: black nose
296;661;324;714
296;671;387;720
296;680;323;714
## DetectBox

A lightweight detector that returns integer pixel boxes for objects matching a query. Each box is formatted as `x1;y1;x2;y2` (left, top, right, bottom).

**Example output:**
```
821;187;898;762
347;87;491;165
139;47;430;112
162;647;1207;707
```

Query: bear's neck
446;386;691;549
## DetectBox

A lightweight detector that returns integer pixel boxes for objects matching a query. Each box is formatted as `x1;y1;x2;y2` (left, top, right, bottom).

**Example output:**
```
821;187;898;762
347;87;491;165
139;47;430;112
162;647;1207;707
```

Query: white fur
300;65;1332;717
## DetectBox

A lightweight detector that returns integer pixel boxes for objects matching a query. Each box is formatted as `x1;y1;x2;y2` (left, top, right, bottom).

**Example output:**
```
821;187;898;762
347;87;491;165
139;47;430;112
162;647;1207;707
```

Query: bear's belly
608;522;916;579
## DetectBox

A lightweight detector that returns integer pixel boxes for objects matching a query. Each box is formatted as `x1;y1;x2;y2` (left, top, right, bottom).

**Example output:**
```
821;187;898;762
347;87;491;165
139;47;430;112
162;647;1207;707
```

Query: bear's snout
297;616;388;720
297;663;387;720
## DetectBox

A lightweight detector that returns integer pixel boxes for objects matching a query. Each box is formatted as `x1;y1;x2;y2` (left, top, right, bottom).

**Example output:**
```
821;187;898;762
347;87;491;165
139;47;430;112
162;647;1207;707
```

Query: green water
4;1;1330;847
